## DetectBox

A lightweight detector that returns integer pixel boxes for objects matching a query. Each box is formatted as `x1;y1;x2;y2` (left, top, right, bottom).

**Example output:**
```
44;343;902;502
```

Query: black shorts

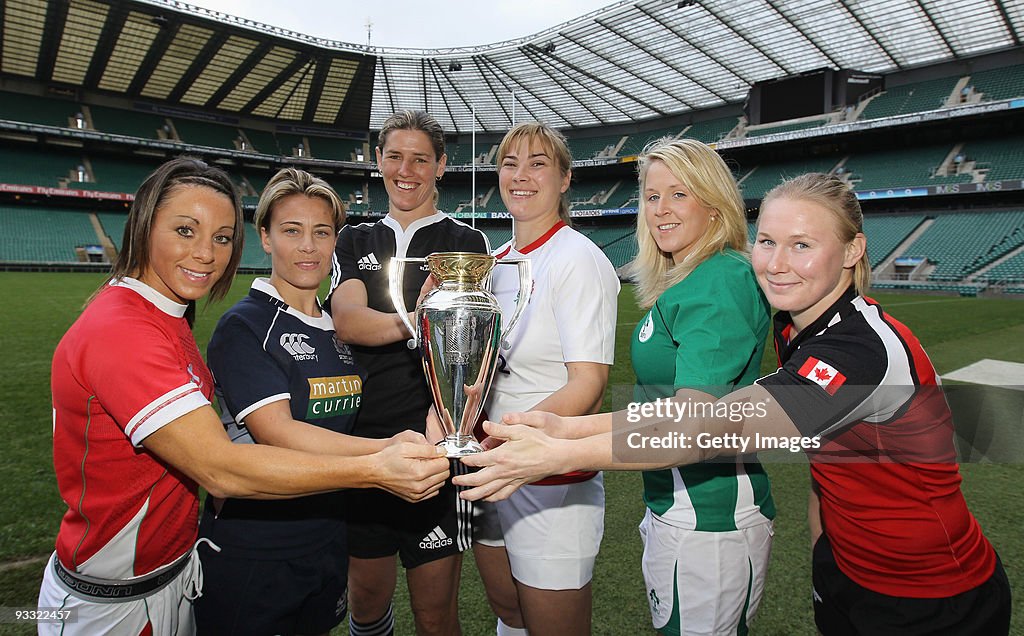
194;530;348;636
346;460;472;569
811;535;1011;636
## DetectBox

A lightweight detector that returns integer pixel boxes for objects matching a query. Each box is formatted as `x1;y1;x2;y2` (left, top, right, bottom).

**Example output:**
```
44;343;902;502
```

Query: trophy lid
426;252;496;285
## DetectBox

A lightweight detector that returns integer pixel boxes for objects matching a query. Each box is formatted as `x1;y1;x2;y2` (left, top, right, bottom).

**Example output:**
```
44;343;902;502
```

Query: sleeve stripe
236;393;290;423
126;383;210;447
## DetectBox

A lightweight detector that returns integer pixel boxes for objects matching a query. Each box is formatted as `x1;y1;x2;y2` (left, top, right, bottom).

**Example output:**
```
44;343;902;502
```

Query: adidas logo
357;252;383;271
280;333;317;361
419;525;454;550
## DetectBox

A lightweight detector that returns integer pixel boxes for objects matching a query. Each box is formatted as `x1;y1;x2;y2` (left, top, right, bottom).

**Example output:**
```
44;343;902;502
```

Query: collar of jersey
774;285;858;357
250;278;334;331
496;220;566;259
111;277;187;318
382;211;446;240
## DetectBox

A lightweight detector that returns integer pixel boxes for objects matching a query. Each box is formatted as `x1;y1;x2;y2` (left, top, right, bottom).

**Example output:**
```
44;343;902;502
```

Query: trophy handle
388;257;423;350
496;258;532;350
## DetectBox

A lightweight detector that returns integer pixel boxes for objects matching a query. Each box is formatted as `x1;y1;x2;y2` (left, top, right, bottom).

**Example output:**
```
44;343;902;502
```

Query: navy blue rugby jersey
204;278;366;557
329;212;489;439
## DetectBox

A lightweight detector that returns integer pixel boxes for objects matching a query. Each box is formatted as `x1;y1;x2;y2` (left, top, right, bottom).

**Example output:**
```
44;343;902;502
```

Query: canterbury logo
357;253;382;270
419;525;453;549
280;333;317;361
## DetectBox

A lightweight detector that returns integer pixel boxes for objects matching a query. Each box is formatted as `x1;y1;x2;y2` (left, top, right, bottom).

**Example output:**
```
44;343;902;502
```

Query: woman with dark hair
39;157;450;635
329;110;489;636
457;172;1011;636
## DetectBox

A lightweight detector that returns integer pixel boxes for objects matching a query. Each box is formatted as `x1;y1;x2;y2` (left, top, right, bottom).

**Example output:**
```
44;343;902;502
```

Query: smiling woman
138;186;237;306
618;138;775;636
473;121;620;636
39;158;451;636
327;111;490;636
196;167;392;635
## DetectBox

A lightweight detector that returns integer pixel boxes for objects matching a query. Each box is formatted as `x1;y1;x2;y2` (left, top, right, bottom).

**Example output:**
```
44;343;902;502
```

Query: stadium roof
2;0;1022;133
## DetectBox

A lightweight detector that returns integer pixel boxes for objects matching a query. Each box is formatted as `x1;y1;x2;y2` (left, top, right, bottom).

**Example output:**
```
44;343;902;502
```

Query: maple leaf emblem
813;367;832;381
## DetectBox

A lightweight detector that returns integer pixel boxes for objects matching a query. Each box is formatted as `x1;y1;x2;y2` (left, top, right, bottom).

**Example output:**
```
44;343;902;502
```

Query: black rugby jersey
329;212;489;439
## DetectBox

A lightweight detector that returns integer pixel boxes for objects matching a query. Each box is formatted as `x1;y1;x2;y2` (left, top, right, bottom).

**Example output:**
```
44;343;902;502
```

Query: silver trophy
390;252;531;457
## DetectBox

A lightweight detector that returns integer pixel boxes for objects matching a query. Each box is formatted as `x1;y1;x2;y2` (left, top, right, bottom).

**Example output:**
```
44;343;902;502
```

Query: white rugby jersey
486;222;619;426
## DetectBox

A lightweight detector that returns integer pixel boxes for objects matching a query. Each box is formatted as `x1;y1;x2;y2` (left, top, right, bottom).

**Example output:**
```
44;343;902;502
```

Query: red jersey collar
496;220;567;259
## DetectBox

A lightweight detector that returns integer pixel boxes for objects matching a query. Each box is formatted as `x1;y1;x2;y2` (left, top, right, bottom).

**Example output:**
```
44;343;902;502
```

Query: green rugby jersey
632;249;776;531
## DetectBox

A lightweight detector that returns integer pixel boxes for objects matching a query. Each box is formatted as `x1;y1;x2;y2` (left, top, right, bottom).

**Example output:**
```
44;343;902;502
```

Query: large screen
759;70;828;123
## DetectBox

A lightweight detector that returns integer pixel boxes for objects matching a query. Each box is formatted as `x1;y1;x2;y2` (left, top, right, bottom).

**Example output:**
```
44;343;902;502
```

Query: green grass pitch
0;272;1020;634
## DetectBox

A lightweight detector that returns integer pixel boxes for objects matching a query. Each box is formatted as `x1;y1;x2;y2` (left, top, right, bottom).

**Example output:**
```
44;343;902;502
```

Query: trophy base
438;436;483;458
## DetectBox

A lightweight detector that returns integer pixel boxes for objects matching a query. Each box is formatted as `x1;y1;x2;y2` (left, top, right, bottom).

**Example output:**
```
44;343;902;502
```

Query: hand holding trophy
390;252;531;457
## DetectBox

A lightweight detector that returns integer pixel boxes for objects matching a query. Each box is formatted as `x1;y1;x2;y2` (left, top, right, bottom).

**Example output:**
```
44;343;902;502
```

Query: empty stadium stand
0;145;83;188
480;226;513;249
569;134;623;160
863;215;927;267
0;91;80;128
966;63;1024;102
845;144;973;190
306;136;365;162
738;157;841;199
75;155;158;193
3;50;1024;295
96;212;128;250
602;233;638;269
172;118;241;151
241;128;280;155
685;117;740;144
745;118;829;138
976;250;1024;284
963;134;1024;182
618;123;685;156
901;210;1024;281
0;206;102;262
859;75;962;120
88;105;166;139
274;133;307;158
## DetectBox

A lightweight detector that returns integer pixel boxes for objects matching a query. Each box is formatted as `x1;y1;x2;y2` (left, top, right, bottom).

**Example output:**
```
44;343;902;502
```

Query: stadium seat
902;210;1024;280
737;157;841;199
963;134;1024;182
172;118;242;150
88;105;167;140
846;144;973;190
0;91;80;128
859;75;962;120
967;64;1024;102
0;206;101;262
863;215;927;267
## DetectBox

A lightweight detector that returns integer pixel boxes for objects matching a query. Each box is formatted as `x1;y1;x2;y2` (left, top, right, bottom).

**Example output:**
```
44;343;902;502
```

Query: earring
435;175;441;182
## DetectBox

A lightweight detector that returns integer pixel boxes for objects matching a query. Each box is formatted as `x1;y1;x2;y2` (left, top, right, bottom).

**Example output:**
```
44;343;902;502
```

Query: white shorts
485;474;605;591
37;551;199;636
639;509;773;636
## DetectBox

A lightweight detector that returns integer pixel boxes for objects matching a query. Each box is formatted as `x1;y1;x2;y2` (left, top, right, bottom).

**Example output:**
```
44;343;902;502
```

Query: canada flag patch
798;356;846;395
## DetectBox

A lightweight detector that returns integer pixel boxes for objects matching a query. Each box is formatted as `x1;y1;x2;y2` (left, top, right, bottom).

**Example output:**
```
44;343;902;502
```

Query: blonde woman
469;138;776;636
628;138;775;636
